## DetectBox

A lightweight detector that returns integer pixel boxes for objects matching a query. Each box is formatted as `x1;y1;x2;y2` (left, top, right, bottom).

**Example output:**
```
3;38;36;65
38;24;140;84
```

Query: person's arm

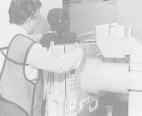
29;31;49;43
27;43;84;73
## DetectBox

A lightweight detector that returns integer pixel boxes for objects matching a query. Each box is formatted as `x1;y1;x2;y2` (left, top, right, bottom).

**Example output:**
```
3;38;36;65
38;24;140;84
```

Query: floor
42;93;128;116
78;93;128;116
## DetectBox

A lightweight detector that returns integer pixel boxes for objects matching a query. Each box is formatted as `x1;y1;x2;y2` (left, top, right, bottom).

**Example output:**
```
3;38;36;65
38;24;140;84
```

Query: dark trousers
0;100;27;116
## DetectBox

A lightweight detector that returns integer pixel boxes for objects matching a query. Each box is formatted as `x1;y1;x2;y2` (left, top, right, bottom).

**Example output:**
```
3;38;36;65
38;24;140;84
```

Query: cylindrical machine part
80;58;129;94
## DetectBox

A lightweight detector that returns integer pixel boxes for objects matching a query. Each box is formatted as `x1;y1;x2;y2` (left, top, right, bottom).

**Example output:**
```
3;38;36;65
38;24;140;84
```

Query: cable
76;31;95;42
76;31;95;38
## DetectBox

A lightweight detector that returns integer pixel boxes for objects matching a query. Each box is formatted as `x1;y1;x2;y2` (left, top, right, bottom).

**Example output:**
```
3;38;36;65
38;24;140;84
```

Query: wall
69;1;117;36
42;0;63;32
117;0;142;40
33;0;63;35
0;0;11;31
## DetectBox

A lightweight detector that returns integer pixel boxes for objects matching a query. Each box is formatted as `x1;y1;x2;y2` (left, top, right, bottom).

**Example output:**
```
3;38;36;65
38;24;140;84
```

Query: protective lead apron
0;34;43;116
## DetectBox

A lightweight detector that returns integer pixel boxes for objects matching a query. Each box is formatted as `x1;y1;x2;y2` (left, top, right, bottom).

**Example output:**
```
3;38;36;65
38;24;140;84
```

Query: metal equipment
44;23;142;116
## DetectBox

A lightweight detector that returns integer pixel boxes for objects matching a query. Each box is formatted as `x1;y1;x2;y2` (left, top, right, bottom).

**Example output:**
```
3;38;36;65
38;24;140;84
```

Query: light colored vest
0;34;43;116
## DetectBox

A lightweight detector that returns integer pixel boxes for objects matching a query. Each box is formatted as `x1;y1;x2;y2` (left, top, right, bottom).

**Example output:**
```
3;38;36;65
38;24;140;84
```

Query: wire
76;31;95;38
76;34;95;42
76;31;95;42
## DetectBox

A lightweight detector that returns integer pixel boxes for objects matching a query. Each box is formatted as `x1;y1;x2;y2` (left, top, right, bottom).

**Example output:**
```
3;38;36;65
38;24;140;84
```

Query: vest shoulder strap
6;34;36;65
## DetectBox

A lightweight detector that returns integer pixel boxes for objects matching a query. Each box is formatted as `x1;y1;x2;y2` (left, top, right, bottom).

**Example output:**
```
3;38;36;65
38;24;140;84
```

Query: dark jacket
40;32;76;48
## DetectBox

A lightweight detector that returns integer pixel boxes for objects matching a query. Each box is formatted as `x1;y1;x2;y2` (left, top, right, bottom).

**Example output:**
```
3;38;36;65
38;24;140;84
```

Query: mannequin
40;8;76;48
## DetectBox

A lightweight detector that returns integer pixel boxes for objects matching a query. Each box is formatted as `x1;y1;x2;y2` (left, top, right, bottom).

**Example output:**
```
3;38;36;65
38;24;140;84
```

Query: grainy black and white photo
0;0;141;116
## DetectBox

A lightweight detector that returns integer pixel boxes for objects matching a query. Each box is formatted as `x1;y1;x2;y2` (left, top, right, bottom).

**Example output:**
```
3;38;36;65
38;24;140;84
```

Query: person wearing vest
0;0;84;116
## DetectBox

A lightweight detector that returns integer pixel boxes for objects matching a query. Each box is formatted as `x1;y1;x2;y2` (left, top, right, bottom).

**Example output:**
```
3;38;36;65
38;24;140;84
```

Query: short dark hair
47;8;67;25
9;0;42;25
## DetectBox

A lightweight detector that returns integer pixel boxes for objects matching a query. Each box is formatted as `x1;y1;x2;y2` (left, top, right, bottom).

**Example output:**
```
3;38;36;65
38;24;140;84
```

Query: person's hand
75;42;86;55
29;33;43;42
75;42;83;49
47;41;54;54
79;55;87;72
41;31;48;36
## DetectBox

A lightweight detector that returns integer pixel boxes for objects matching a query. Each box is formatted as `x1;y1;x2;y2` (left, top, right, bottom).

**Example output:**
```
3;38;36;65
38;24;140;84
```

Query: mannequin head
47;8;68;34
